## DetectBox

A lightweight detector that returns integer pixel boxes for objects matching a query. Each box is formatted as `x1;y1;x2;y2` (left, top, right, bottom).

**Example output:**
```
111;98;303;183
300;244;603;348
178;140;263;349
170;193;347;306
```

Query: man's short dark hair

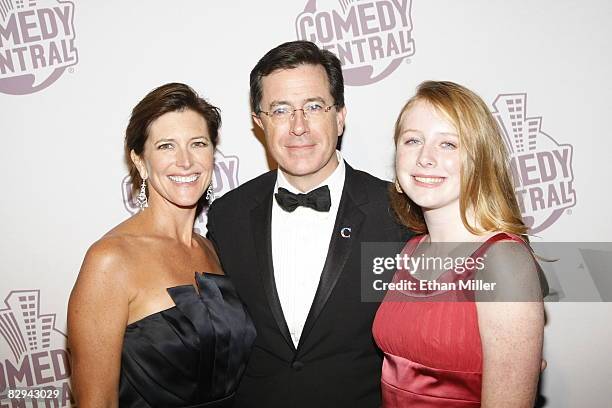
250;40;345;113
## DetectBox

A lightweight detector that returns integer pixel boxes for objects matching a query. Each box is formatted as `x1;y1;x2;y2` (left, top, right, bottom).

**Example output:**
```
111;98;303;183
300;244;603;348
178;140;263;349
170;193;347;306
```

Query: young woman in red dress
372;81;545;407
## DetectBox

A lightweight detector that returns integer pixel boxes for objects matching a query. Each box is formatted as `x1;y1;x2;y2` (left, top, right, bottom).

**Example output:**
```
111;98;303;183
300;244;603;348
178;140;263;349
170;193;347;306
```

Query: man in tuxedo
206;40;410;408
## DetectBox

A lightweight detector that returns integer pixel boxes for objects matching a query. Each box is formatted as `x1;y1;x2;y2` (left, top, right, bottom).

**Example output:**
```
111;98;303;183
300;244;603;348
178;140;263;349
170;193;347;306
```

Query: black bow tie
275;185;331;213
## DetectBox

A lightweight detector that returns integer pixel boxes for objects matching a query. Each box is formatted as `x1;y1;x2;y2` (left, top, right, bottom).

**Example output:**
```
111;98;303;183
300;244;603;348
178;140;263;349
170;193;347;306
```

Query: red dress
372;233;523;407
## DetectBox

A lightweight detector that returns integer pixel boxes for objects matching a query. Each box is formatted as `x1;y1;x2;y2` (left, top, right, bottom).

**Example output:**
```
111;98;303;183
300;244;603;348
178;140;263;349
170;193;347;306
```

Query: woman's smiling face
134;109;214;209
395;100;461;212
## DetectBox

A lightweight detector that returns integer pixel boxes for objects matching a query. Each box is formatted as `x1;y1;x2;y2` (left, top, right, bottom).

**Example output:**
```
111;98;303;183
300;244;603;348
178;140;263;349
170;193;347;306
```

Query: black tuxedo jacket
207;163;411;408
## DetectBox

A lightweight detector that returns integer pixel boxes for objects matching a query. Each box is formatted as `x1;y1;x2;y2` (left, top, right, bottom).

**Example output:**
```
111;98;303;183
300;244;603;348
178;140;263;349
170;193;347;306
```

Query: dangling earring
205;183;215;204
138;179;148;210
395;180;404;194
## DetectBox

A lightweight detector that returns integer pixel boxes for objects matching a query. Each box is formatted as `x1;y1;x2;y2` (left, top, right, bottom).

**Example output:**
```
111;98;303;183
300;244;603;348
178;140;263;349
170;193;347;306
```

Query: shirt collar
275;150;345;208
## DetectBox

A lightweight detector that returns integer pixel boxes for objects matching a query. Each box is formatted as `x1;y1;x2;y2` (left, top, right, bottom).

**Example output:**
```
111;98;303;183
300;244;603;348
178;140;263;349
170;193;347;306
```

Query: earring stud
395;180;404;194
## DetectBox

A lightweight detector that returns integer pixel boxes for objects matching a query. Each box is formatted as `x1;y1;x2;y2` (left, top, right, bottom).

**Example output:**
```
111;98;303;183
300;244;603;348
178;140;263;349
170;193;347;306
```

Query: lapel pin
340;227;352;238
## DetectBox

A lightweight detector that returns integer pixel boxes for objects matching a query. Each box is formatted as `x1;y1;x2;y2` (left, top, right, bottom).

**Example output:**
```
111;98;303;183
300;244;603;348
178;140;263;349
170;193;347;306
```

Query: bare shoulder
197;235;216;254
70;232;139;307
81;235;132;280
477;236;543;302
84;215;150;274
194;234;224;276
484;237;536;273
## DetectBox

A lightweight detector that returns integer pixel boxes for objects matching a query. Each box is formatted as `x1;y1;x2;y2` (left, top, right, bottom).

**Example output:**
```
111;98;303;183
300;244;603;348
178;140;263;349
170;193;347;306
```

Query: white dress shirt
271;151;346;347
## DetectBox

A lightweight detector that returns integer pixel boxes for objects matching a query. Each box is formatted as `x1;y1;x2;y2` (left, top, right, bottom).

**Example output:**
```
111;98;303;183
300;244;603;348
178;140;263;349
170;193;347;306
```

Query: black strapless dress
119;272;256;408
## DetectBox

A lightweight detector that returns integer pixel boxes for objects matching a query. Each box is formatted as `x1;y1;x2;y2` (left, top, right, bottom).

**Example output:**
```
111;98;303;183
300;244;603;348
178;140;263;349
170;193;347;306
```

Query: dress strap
400;234;427;258
471;232;527;260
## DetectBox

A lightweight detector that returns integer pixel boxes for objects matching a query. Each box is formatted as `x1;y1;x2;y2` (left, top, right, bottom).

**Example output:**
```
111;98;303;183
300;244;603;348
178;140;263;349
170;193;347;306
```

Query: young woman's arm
476;240;545;407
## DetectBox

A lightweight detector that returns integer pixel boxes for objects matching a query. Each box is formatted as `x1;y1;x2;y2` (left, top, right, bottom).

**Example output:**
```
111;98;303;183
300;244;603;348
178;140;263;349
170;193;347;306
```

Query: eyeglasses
259;102;336;124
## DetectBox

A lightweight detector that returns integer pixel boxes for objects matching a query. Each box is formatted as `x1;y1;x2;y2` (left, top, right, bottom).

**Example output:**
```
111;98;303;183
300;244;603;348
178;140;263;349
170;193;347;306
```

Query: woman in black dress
68;83;255;407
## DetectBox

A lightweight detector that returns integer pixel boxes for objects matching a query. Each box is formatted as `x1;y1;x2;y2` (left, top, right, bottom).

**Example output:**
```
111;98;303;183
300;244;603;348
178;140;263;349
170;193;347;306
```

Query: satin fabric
119;273;256;408
381;353;481;407
373;233;524;407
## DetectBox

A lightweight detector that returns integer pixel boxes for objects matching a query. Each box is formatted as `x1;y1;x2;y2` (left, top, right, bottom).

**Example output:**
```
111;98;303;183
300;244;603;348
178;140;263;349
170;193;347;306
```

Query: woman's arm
476;241;545;407
68;239;130;408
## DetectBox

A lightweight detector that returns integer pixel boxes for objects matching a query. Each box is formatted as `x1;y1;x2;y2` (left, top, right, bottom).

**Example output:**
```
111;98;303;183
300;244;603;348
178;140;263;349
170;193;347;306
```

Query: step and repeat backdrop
1;1;611;406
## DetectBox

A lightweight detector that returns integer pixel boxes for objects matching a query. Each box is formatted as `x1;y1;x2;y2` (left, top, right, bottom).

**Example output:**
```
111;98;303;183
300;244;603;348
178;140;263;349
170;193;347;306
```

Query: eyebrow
402;128;422;134
401;129;458;137
153;136;209;143
438;132;459;138
268;96;327;108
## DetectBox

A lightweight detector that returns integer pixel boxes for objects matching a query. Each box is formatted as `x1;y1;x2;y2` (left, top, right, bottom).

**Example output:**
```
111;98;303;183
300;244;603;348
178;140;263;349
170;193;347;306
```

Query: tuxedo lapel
298;165;366;348
250;184;296;351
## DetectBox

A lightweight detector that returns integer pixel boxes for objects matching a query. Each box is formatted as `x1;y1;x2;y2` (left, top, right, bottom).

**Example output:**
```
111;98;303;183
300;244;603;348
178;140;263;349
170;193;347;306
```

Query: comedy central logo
493;93;576;233
0;290;73;406
0;0;78;95
121;150;240;234
296;0;415;86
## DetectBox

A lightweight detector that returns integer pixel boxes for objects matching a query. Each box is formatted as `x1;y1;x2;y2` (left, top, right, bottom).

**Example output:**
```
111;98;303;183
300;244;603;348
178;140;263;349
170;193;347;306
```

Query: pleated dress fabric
119;273;256;408
373;233;523;407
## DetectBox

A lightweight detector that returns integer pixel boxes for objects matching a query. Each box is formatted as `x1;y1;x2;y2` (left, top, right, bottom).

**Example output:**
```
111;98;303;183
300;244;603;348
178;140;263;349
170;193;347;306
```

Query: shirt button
291;361;304;371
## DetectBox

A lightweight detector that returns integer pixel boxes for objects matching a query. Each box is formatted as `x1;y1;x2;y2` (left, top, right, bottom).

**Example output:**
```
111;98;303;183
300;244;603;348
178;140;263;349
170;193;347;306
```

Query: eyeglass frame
257;103;337;123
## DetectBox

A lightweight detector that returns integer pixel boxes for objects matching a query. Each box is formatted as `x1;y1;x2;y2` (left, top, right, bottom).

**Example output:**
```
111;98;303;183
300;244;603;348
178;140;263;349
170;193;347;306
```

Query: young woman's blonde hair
389;80;528;239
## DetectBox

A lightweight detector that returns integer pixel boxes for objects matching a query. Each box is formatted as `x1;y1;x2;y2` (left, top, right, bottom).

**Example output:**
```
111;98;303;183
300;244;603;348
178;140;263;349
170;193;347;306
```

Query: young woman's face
395;100;461;212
